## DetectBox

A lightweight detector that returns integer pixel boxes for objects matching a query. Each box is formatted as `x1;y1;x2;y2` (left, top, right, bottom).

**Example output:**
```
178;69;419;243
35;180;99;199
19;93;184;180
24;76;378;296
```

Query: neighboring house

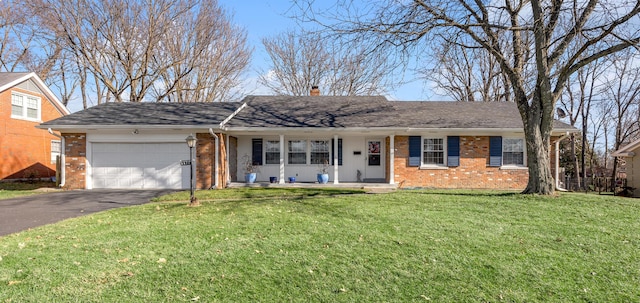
0;72;70;180
39;95;577;190
612;140;640;197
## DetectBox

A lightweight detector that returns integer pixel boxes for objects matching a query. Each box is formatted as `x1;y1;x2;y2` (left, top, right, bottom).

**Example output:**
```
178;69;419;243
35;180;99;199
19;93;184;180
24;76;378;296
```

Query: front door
365;139;385;180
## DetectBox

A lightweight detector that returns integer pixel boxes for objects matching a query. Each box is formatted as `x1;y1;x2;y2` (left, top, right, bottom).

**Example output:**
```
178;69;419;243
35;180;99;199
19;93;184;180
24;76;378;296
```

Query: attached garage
90;142;190;189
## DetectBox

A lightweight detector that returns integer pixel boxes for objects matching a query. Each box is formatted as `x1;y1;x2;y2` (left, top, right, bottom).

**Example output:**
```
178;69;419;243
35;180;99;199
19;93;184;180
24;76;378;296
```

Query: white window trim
51;140;61;164
310;139;331;165
11;91;42;122
420;136;447;168
287;139;308;165
264;139;280;165
286;138;334;165
501;137;527;168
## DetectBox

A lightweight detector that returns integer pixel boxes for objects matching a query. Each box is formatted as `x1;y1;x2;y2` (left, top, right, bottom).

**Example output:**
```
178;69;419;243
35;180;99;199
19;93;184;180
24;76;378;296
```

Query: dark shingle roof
40;102;243;127
227;95;575;130
226;95;393;128
39;95;576;131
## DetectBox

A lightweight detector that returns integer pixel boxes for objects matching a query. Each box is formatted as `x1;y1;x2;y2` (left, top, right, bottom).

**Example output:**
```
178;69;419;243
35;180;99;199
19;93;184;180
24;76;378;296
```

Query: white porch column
226;134;231;185
279;134;285;184
389;134;395;184
333;134;339;184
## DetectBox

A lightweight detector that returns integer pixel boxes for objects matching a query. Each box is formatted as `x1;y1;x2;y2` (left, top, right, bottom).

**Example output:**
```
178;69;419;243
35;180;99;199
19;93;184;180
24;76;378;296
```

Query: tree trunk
520;89;555;195
581;118;588;191
522;120;555;194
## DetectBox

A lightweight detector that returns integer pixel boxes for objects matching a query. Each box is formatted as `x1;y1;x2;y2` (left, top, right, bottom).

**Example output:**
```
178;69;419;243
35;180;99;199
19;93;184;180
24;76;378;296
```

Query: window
310;140;330;164
288;140;307;164
251;139;263;165
503;138;524;166
368;140;381;166
11;94;23;116
51;140;61;164
423;138;444;165
265;140;280;164
11;92;40;121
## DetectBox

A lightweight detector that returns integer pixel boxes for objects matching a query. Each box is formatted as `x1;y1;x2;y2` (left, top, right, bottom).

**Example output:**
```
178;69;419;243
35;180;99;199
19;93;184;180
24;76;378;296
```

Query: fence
563;176;630;195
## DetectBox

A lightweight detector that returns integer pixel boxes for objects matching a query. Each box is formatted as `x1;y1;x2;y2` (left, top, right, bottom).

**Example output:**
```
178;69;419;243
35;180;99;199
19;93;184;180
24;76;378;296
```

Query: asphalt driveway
0;189;174;237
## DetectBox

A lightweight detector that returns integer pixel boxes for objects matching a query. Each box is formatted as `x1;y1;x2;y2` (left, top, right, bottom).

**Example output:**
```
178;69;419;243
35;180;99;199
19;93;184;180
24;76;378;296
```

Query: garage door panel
92;143;189;189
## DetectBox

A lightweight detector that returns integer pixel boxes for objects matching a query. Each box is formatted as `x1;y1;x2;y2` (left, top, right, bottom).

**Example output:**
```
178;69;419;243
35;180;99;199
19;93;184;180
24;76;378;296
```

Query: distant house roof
0;72;32;84
226;95;576;131
612;139;640;157
39;102;244;129
0;72;70;115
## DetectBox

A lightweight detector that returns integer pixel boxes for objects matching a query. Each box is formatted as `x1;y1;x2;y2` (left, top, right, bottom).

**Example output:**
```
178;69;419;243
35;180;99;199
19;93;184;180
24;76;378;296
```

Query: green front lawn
0;181;56;200
1;189;638;302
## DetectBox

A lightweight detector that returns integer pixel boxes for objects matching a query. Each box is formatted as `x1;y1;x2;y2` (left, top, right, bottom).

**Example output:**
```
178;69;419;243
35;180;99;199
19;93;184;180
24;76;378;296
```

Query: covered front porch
226;131;397;185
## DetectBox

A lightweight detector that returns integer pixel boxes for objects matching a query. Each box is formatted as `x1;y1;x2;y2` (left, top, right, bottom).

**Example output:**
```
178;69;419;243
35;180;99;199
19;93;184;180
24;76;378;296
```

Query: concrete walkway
0;189;174;237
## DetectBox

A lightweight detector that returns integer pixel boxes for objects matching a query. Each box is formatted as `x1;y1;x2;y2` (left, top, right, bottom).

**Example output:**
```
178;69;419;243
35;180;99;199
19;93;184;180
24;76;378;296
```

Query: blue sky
218;0;437;101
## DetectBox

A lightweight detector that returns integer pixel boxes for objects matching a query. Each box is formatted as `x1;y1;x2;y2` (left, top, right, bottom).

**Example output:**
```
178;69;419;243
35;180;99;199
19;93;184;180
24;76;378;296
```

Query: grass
1;188;639;302
0;181;56;199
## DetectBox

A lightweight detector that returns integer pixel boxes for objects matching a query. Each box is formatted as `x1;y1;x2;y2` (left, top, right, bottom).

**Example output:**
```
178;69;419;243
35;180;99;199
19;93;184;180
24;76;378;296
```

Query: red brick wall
196;133;213;189
393;136;529;189
219;135;228;187
195;132;228;189
0;87;65;179
62;133;87;189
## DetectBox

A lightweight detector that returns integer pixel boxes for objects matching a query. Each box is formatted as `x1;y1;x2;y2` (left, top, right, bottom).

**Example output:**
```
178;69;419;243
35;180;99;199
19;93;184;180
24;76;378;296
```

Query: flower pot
245;173;257;184
317;173;329;184
288;177;296;183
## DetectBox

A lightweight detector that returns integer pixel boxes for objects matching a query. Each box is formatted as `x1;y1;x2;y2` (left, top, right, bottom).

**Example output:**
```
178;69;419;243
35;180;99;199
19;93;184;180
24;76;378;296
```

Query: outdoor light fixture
186;134;197;148
185;134;198;206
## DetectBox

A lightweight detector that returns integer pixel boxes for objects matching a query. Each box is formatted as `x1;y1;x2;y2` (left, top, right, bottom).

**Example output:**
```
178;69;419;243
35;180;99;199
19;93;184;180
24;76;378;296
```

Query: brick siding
393;136;529;189
62;133;87;189
0;87;65;179
195;132;228;189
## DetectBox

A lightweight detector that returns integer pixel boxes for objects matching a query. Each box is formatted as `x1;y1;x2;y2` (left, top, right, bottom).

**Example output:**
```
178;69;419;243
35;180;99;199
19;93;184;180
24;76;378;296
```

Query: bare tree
558;59;607;190
38;0;249;103
0;0;33;72
602;50;640;182
42;0;185;102
0;0;62;78
422;41;513;102
151;0;251;102
260;29;391;96
296;0;640;194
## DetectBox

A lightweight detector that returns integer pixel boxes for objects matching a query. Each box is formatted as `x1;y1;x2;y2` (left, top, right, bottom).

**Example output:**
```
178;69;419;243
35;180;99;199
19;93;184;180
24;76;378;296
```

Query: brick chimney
310;85;320;96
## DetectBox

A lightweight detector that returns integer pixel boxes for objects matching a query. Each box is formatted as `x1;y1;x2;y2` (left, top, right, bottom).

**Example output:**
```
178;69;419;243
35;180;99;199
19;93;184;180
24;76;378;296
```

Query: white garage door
91;143;190;189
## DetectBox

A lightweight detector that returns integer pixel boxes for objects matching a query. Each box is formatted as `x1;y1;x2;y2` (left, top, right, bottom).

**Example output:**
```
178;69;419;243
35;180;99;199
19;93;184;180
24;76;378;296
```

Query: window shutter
489;136;502;167
252;138;263;165
447;136;460;167
331;138;343;166
408;136;421;167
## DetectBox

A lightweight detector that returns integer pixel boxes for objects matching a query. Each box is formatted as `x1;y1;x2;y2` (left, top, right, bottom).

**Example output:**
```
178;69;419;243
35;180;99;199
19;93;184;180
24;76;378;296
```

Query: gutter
209;128;219;189
48;128;65;187
555;132;570;192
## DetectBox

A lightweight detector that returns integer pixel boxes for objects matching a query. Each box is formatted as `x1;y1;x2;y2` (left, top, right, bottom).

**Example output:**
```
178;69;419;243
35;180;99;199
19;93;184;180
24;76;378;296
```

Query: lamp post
185;134;198;206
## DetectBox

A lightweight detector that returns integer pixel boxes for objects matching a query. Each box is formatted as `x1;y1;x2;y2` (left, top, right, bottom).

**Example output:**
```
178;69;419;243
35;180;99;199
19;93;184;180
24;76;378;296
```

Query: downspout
555;132;570;192
48;128;65;187
209;128;219;189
